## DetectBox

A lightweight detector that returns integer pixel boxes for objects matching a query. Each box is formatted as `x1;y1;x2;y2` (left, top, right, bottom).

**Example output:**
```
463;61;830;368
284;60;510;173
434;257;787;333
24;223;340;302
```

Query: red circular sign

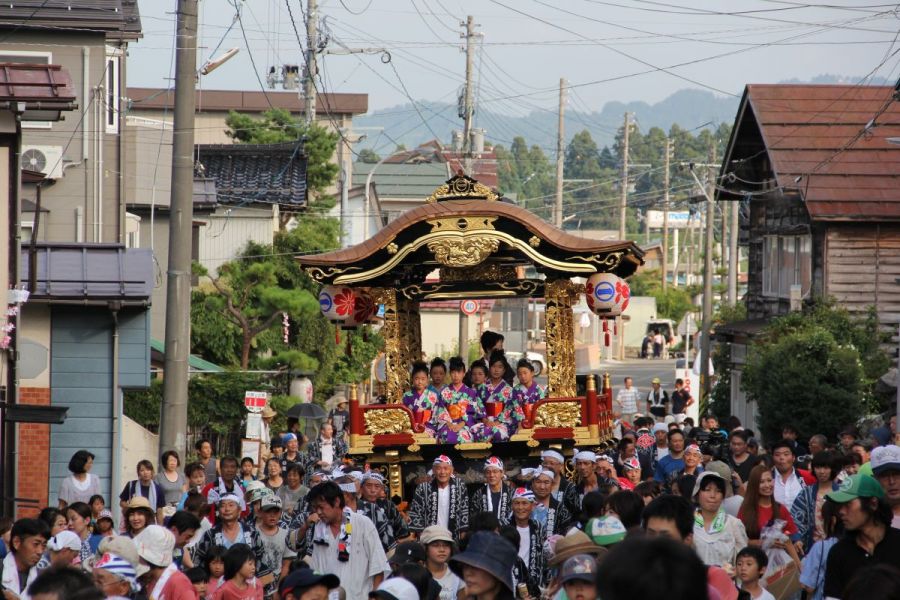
460;299;480;315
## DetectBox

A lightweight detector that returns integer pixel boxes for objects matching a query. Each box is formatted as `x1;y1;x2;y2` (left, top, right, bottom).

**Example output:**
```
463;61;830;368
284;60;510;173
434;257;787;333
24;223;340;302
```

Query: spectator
734;546;774;600
791;451;840;551
134;525;197;600
239;458;256;486
44;530;81;569
277;566;339;600
728;431;759;494
27;566;102;600
799;500;843;600
871;444;900;528
156;451;188;508
770;440;814;508
57;450;101;510
261;458;284;493
196;440;219;485
64;502;102;563
595;536;710;600
91;552;142;600
123;497;156;538
737;465;801;569
614;377;640;427
692;472;749;568
3;519;50;600
276;465;308;514
448;531;517;600
254;495;296;599
421;525;463;600
119;460;166;522
655;430;686;483
210;543;263;600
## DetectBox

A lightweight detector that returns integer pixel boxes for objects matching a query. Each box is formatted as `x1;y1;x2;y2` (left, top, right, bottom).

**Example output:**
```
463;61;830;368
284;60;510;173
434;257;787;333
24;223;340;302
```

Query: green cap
826;474;885;503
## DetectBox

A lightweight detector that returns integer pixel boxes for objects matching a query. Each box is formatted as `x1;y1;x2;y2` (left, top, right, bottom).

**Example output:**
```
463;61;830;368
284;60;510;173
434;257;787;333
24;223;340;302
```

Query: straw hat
548;530;607;566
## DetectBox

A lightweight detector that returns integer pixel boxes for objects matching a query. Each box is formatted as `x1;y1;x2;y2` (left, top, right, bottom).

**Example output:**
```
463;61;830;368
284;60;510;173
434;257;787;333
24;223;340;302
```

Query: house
714;83;900;431
125;88;368;337
0;1;154;518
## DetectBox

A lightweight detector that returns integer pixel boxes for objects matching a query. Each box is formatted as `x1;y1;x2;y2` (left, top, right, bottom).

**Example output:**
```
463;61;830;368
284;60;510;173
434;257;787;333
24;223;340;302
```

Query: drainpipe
117;46;125;245
97;86;104;243
109;302;122;525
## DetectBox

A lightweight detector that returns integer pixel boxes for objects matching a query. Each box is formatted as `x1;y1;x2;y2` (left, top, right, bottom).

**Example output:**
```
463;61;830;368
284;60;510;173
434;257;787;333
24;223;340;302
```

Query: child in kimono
402;361;438;435
511;358;546;423
435;356;483;444
480;351;519;442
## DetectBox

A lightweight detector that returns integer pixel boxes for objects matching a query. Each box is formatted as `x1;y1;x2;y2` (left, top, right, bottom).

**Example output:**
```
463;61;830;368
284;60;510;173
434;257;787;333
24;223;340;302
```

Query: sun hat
622;457;641;471
449;531;517;592
369;577;418;600
826;474;886;503
559;553;599;584
420;525;454;545
125;496;152;511
47;530;82;552
691;471;727;498
541;449;565;463
96;536;147;576
512;487;535;502
261;405;277;419
259;495;283;511
279;567;340;597
586;516;627;547
871;445;900;476
388;541;426;566
484;456;504;471
703;461;734;498
548;530;606;566
132;525;175;568
93;552;141;592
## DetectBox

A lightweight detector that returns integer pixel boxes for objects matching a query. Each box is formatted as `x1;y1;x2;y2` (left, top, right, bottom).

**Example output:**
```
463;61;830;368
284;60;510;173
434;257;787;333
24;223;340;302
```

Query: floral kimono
434;383;483;443
512;382;546;418
401;387;439;435
480;379;519;442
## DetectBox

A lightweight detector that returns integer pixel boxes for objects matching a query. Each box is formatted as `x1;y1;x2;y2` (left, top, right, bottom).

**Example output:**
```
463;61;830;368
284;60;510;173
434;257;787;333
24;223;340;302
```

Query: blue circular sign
319;292;333;312
593;281;615;303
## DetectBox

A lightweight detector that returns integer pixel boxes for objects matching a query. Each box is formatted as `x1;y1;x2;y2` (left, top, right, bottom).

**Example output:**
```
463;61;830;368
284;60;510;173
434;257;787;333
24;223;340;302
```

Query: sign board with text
244;391;268;413
460;299;480;316
646;210;695;229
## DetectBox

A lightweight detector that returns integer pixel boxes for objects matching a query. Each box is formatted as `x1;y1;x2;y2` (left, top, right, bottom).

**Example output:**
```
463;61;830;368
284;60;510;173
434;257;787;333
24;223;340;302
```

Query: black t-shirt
671;389;691;414
730;453;760;484
823;526;900;598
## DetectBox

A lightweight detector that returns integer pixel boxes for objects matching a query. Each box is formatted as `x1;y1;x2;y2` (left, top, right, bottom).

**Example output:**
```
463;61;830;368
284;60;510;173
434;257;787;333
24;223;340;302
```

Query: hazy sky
131;0;899;116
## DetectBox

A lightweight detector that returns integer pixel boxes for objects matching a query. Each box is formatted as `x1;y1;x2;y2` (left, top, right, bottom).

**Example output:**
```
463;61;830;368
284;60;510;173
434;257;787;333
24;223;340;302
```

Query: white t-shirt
656;445;670;461
433;567;464;600
742;585;775;600
517;525;530;563
437;486;450;528
321;441;334;468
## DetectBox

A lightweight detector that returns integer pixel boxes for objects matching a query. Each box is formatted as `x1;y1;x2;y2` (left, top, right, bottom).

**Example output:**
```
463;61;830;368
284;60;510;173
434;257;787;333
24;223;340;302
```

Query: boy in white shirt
421;525;464;600
736;546;775;600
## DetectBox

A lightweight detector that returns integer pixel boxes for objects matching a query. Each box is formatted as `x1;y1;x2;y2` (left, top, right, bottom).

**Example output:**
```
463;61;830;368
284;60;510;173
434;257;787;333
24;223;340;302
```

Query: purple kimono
401;387;438;435
480;379;515;442
435;383;483;444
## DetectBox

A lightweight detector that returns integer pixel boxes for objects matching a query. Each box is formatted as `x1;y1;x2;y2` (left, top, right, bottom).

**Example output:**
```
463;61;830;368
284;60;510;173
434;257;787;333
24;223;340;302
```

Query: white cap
133;525;175;568
373;577;418;600
48;530;81;552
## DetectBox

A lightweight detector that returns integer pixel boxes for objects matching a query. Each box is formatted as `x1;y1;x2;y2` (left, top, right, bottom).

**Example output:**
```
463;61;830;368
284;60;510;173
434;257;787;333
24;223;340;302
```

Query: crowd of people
2;341;900;600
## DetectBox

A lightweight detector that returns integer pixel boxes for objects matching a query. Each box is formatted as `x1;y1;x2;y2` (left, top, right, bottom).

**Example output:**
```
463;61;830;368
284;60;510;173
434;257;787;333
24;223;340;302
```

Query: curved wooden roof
298;196;644;286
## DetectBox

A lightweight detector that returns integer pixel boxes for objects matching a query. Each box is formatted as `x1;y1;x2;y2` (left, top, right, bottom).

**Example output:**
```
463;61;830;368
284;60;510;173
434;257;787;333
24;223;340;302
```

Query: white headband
574;450;598;462
541;450;565;463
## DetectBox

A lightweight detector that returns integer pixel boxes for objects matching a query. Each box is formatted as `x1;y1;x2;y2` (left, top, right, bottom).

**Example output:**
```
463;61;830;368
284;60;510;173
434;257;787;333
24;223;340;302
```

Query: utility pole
554;78;566;228
618;112;631;239
662;138;671;291
160;0;199;455
700;146;717;408
728;196;739;304
303;0;318;124
461;15;477;170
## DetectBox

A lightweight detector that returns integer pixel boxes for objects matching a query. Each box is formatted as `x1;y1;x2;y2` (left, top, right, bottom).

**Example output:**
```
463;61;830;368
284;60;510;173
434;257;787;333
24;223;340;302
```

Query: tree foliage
741;301;890;440
627;268;695;324
357;148;381;164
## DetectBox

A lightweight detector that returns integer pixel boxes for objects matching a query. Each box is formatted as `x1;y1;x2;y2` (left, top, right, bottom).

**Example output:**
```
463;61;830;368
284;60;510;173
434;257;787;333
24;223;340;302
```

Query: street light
364;147;425;240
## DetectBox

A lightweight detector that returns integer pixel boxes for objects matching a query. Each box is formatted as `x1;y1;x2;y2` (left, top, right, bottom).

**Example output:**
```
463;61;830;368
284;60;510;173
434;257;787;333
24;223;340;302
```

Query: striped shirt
616;387;641;414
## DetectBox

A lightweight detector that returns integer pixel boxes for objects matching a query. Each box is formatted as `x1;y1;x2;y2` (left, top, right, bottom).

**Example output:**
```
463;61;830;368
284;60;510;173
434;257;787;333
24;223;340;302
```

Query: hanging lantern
585;273;630;317
341;288;377;330
319;285;357;325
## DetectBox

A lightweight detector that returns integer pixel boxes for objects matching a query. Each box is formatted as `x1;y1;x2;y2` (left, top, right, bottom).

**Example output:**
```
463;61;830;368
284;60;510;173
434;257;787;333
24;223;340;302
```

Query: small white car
504;351;545;377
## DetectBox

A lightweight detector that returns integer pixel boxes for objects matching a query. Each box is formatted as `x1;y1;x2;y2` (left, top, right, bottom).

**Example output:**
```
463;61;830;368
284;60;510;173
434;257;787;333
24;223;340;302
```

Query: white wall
198;205;278;276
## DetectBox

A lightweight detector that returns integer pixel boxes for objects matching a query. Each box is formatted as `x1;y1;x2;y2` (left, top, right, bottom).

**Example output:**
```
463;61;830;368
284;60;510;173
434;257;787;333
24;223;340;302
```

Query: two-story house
0;1;153;518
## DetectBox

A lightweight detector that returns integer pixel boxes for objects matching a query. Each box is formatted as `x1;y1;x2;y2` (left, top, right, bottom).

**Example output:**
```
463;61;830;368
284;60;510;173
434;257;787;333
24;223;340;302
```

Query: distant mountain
354;74;892;154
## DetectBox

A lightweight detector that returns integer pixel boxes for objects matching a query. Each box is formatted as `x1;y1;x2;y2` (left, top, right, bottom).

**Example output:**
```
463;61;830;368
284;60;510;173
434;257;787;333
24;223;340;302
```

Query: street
598;358;678;394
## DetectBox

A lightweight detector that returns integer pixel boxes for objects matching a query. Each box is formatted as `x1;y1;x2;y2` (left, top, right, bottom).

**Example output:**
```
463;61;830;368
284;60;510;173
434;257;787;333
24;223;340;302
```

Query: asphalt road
597;358;679;394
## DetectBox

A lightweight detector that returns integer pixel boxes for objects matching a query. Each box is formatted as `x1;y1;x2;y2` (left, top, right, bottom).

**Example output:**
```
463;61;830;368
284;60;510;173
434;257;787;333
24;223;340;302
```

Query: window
20;221;34;243
0;51;51;128
105;47;121;134
762;235;811;298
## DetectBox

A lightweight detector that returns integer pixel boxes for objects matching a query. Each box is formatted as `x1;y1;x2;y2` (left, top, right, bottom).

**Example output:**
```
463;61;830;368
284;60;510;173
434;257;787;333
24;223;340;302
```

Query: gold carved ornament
534;401;582;428
426;173;499;203
544;280;579;397
428;236;501;268
363;408;414;435
440;264;517;282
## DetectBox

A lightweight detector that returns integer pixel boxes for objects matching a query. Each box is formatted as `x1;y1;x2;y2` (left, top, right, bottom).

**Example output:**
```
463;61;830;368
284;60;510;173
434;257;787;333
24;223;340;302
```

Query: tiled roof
722;84;900;221
0;0;141;39
351;161;450;200
196;142;307;208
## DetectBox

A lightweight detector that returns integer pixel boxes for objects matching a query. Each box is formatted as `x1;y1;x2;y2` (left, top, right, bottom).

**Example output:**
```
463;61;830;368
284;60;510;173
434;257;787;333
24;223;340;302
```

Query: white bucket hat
133;525;175;568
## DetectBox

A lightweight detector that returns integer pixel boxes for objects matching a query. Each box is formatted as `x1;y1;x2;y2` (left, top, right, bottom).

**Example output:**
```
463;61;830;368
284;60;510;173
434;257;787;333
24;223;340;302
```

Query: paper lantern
585;273;630;317
319;285;356;324
341;288;377;329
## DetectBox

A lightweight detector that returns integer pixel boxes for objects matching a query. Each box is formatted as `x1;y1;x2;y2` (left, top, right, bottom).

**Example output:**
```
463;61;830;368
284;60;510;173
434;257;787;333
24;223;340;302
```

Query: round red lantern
319;285;356;324
585;273;630;317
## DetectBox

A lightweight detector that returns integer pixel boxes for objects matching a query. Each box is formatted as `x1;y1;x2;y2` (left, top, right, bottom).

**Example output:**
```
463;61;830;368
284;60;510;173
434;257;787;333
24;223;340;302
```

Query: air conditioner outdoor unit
21;145;64;179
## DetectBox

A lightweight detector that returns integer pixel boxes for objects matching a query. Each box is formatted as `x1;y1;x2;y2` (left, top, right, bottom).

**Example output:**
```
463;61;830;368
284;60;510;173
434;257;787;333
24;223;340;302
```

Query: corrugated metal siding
119;309;150;389
49;307;113;503
825;225;900;331
198;209;276;275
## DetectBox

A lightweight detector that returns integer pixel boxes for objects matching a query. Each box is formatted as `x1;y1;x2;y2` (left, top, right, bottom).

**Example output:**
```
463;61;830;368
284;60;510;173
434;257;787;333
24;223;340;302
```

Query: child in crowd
94;510;116;537
211;543;264;600
736;546;775;600
421;525;463;600
179;463;209;509
239;458;257;484
88;495;105;525
185;566;209;600
205;544;227;594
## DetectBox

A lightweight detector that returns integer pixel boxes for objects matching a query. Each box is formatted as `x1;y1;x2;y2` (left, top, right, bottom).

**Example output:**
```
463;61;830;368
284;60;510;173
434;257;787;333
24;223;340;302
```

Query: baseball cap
48;530;82;552
586;516;626;547
96;509;114;522
826;474;886;503
369;577;418;600
259;495;283;511
651;377;661;384
279;568;340;596
389;541;426;566
871;445;900;476
559;553;599;584
420;525;454;545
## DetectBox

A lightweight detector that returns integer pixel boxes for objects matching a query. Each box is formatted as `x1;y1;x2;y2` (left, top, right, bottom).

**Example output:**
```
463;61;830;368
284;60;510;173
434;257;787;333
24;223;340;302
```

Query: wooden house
715;83;900;430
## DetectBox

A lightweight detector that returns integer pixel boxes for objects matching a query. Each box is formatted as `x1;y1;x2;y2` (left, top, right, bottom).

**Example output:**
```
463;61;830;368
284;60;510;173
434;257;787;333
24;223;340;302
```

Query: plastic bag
759;519;792;577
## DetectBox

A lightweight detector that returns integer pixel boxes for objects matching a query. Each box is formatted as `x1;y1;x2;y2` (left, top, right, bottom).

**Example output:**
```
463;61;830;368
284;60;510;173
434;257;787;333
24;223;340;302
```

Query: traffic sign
460;299;480;316
244;391;268;413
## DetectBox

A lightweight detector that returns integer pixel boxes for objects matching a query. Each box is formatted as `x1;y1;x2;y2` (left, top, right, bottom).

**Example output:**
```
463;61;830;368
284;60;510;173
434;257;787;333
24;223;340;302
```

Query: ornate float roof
298;174;644;294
